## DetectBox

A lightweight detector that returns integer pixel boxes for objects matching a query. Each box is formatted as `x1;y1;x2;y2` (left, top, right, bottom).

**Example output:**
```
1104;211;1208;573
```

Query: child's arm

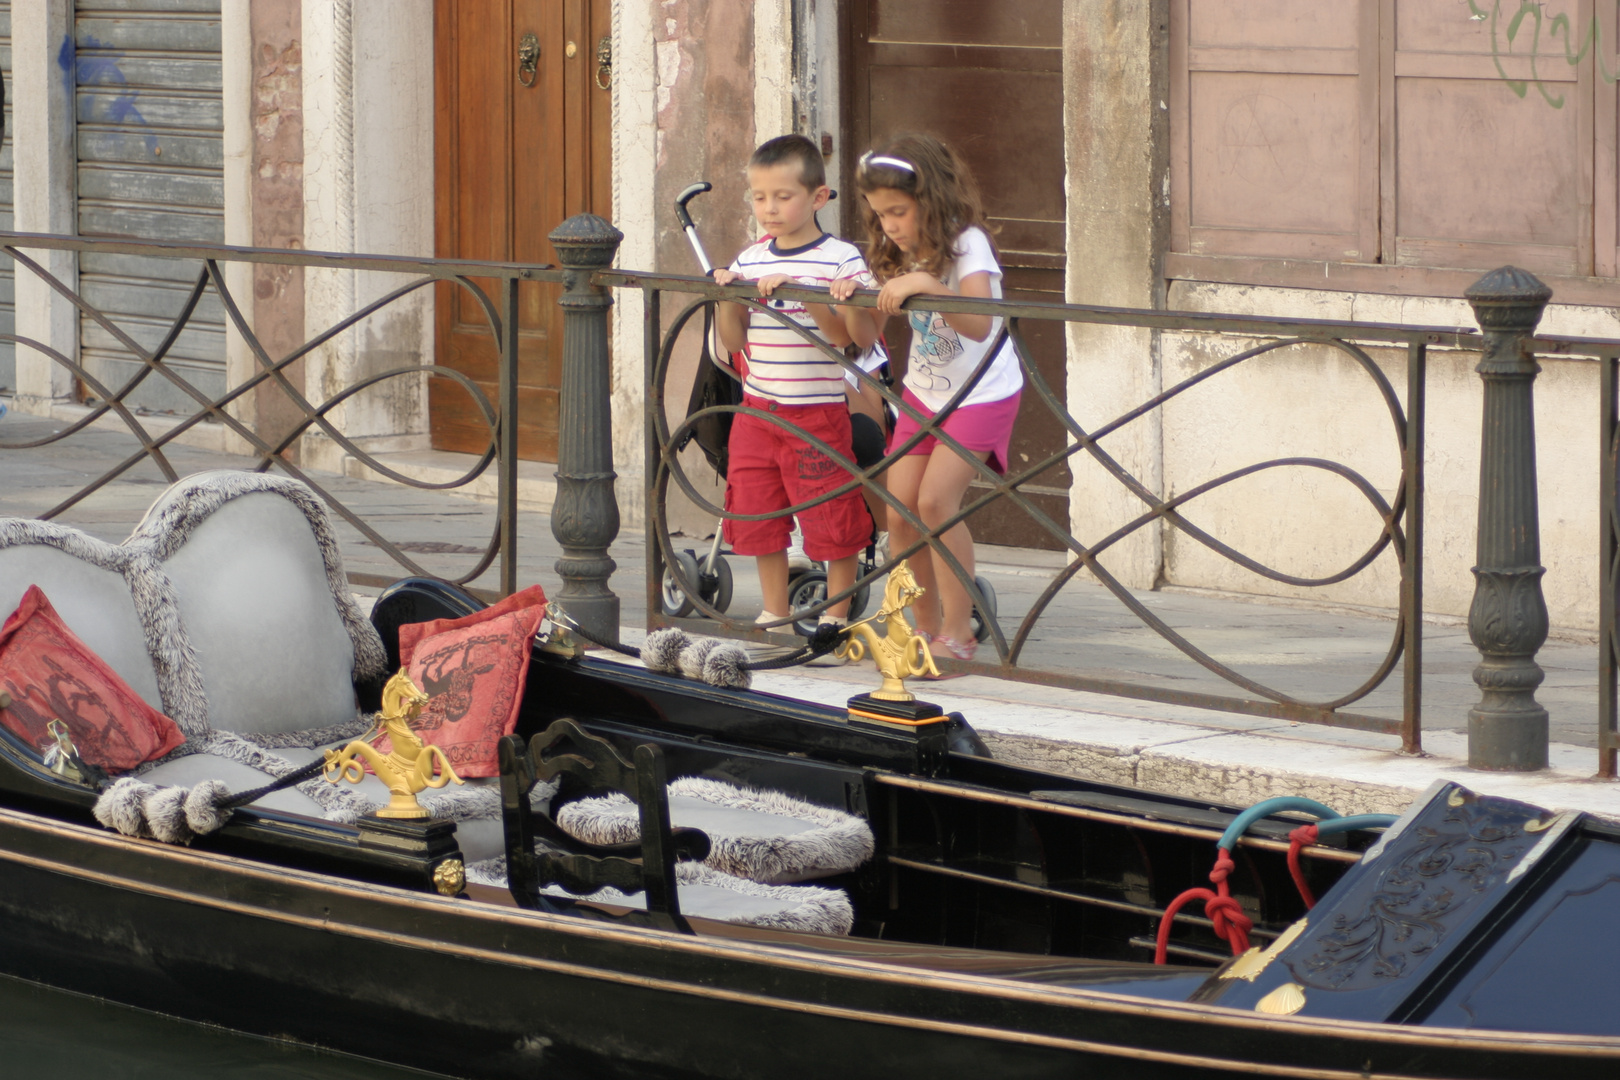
828;277;881;351
712;267;750;356
875;270;995;342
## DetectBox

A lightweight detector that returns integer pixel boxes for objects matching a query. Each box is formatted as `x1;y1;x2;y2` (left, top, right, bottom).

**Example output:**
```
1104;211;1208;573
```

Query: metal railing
0;230;564;598
3;226;1616;773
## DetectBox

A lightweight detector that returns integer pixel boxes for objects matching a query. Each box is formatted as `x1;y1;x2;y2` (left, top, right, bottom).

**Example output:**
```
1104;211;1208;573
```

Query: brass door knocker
595;35;612;90
518;33;540;87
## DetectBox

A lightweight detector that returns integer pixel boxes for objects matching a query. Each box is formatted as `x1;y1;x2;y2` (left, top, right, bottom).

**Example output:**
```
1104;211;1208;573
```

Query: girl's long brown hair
855;132;997;282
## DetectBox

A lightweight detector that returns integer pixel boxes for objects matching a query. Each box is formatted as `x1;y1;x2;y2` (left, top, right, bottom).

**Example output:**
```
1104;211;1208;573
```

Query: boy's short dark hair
750;134;826;191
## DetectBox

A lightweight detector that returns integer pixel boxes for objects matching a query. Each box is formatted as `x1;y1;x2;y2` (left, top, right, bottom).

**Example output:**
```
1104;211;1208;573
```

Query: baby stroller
660;297;738;619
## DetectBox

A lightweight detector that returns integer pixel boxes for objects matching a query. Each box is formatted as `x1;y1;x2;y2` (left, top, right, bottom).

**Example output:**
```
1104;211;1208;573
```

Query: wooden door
845;0;1069;551
433;0;612;460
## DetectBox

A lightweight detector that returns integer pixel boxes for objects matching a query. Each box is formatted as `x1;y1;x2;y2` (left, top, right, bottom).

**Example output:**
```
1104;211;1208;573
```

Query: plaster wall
10;0;77;414
299;0;433;474
636;0;758;539
1161;282;1611;633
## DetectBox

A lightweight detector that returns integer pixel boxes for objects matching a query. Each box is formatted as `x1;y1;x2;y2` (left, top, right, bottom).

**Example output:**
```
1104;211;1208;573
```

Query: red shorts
723;397;871;560
889;387;1021;475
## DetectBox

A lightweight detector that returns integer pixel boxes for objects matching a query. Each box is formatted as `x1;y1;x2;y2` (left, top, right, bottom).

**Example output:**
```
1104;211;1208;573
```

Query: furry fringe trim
557;776;874;884
641;627;750;690
464;856;853;935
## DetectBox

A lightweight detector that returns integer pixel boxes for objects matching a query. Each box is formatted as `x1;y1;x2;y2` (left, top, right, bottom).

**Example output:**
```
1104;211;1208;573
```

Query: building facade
3;2;1612;631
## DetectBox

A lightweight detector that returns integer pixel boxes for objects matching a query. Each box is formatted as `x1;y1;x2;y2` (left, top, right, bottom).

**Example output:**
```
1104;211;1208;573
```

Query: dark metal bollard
1463;267;1553;771
549;213;625;645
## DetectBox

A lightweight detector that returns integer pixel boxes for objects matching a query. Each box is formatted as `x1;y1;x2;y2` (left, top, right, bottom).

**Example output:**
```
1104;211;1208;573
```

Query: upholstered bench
0;471;516;861
558;777;874;884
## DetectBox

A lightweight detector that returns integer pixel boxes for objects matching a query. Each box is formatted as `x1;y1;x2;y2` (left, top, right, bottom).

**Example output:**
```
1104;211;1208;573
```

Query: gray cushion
0;543;161;710
157;493;359;735
557;777;876;884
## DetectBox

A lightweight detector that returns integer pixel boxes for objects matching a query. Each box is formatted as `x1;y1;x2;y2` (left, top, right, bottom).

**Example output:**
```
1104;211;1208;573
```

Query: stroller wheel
702;554;734;614
788;570;828;637
660;549;701;618
970;575;998;643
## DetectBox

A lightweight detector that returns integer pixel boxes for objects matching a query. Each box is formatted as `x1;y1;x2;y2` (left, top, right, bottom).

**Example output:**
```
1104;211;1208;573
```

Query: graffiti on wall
1468;0;1620;108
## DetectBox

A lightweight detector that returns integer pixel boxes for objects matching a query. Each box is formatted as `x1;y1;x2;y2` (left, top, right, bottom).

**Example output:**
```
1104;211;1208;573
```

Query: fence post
549;214;625;645
1463;266;1552;771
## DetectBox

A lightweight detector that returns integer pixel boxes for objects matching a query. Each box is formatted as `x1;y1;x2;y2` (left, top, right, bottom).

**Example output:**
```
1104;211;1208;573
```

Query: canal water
0;973;444;1078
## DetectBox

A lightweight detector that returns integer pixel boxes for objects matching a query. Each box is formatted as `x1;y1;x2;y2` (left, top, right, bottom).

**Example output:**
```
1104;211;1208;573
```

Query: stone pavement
3;406;1617;822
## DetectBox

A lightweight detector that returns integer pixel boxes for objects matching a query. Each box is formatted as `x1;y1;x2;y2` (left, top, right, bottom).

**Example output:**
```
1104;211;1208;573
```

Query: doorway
844;0;1069;551
433;0;611;460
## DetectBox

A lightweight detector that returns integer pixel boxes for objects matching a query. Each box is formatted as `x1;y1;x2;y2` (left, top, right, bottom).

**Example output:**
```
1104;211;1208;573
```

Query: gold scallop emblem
1255;982;1307;1016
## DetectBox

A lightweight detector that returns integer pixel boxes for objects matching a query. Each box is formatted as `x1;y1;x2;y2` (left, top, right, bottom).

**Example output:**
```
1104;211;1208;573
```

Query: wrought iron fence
0;230;563;598
632;271;1470;754
4;228;1617;772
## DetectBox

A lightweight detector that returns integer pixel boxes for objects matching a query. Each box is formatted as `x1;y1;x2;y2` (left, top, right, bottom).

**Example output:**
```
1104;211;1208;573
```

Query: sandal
933;635;977;662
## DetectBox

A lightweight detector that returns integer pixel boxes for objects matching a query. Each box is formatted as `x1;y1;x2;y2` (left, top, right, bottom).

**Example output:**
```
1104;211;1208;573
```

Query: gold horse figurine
836;560;941;702
325;669;463;819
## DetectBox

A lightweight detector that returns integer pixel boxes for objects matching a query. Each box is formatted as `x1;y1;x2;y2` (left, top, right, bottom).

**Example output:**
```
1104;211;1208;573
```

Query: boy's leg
916;445;989;645
756;550;791;622
884;454;939;637
824;554;857;620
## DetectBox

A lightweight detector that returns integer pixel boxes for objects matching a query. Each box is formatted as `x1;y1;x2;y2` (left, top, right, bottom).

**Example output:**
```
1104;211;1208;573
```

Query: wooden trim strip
873;773;1363;863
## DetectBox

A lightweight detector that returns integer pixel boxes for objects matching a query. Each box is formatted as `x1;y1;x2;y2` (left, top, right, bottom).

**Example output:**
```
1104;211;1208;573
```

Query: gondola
0;473;1616;1079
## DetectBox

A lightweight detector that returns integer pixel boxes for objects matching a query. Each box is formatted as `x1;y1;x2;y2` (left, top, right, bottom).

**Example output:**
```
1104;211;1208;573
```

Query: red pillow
387;585;548;778
0;586;186;773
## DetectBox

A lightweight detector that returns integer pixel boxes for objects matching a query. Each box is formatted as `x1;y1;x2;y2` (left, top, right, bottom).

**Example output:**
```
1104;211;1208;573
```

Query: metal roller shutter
75;0;224;413
0;2;14;394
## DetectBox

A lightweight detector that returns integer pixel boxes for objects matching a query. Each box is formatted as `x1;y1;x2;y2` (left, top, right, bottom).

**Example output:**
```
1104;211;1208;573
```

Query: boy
712;135;881;648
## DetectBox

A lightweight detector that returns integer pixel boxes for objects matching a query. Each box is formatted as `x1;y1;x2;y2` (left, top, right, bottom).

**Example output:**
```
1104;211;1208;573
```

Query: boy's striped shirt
728;233;874;405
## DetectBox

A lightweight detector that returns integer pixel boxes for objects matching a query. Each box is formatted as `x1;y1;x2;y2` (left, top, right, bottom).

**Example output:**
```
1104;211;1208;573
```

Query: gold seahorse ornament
836;560;941;702
324;669;463;818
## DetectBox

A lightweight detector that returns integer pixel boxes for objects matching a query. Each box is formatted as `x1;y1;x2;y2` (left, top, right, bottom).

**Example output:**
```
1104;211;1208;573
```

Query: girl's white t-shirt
902;227;1023;412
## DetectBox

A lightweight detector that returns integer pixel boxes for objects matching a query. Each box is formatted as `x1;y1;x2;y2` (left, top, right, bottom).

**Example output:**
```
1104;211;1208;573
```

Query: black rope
217;754;331;810
557;619;845;670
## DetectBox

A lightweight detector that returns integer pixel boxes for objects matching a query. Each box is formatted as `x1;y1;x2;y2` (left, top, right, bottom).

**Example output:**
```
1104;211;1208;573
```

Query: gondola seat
557;777;874;884
497;720;856;935
0;471;522;861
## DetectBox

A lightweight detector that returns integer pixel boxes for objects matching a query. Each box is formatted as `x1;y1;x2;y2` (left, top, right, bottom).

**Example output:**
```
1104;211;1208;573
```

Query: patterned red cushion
0;586;186;772
390;585;548;778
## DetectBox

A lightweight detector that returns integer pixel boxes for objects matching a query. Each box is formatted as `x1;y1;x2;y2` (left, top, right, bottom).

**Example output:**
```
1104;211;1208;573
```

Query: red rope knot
1287;823;1321;909
1208;848;1236;885
1203;894;1253;953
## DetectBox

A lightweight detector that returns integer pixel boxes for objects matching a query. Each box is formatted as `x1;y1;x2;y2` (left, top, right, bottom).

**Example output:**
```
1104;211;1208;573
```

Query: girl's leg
916;444;989;645
884;454;940;636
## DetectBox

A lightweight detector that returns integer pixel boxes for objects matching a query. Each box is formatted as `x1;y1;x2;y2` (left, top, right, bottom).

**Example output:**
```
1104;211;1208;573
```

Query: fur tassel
678;638;720;681
94;777;157;838
184;779;235;835
143;785;194;844
641;627;689;674
701;643;751;690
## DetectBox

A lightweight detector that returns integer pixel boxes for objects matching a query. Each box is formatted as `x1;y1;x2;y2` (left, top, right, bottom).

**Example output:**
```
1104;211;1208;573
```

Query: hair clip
859;151;916;175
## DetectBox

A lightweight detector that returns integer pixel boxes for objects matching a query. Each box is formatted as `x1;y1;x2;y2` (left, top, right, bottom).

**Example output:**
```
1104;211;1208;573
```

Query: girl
838;133;1022;660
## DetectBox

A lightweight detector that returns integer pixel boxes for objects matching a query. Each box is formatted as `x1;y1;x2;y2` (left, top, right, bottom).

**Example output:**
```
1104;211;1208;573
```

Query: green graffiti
1466;0;1620;108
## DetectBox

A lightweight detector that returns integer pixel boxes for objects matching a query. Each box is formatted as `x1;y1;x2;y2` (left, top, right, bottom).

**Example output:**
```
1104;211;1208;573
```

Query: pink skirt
888;387;1021;475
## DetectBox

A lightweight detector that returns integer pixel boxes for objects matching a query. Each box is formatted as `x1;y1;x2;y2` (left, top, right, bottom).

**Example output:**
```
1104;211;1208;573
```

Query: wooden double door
845;0;1068;551
433;0;611;460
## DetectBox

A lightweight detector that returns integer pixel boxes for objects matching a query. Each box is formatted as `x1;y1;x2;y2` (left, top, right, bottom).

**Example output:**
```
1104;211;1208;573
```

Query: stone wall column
549;214;624;644
1062;0;1167;589
1463;266;1553;771
299;0;433;474
11;0;78;415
